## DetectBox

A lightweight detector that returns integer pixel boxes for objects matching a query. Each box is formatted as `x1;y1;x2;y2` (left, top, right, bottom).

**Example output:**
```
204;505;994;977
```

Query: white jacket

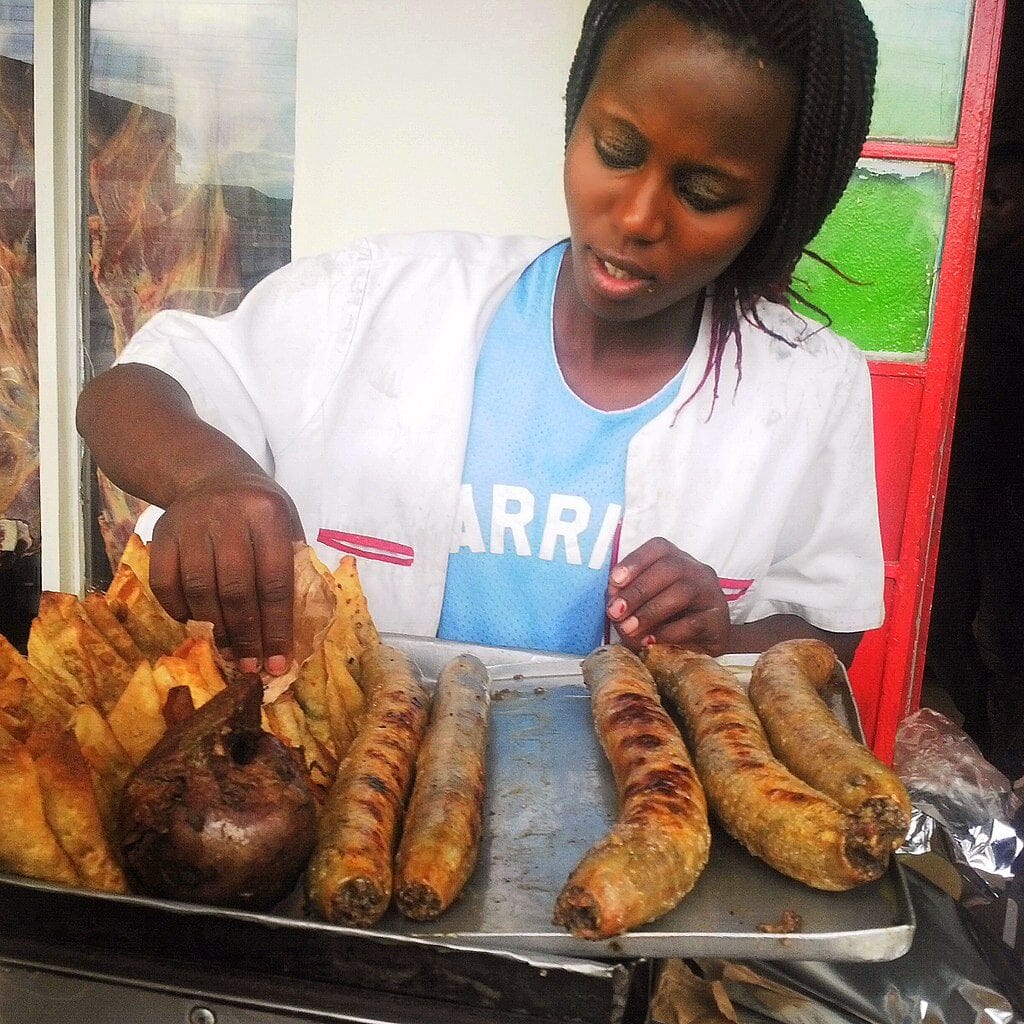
121;231;884;638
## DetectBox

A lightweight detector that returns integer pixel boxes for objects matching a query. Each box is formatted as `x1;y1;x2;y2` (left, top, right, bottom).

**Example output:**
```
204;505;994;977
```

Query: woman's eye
595;137;643;169
676;174;732;213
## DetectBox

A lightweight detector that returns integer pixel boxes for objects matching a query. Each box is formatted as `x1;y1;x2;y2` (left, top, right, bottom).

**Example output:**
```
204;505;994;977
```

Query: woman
77;0;882;673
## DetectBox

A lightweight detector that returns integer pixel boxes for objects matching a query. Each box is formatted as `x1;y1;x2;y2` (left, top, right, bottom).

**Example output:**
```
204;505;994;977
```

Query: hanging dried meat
0;57;41;560
87;101;245;567
3;49;293;579
88;103;243;358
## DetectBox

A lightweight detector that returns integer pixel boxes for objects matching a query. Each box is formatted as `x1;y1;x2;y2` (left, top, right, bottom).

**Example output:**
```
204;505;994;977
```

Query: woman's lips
588;248;654;300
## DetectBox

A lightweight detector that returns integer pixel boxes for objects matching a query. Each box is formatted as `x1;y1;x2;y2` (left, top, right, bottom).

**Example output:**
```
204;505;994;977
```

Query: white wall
292;1;588;258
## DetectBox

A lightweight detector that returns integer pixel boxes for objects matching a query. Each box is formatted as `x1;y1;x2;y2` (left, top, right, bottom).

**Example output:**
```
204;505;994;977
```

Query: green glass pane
863;0;972;143
793;160;950;358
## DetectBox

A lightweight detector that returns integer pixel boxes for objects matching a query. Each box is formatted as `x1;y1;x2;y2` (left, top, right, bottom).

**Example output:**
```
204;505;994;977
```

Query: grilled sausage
644;644;891;891
394;654;491;921
748;639;911;850
306;645;430;926
553;646;710;939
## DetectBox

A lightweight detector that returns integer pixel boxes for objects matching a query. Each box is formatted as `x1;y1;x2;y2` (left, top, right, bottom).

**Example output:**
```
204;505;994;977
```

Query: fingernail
620;616;639;636
642;635;656;647
611;566;629;585
608;598;627;619
267;654;289;676
239;657;260;674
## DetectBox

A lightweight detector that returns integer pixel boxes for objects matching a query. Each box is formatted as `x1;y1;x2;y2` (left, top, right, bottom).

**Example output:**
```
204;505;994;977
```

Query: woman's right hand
77;365;304;674
148;472;304;676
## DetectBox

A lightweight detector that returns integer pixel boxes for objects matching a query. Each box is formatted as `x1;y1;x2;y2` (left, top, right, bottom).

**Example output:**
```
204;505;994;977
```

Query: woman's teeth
603;259;636;281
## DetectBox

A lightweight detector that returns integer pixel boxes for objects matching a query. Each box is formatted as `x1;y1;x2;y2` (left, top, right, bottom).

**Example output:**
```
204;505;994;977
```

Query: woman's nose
613;171;668;243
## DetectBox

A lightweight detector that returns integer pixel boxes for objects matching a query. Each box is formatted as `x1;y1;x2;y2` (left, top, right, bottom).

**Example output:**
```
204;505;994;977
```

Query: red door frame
849;0;1006;763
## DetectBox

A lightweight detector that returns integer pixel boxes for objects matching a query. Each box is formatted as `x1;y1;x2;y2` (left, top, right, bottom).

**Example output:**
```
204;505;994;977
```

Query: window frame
854;0;1007;759
33;0;88;595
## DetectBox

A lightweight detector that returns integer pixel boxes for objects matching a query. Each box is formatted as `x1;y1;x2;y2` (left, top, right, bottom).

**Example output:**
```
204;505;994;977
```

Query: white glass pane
864;0;973;143
85;0;297;577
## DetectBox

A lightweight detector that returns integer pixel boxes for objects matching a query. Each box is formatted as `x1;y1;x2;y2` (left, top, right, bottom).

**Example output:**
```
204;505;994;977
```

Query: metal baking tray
349;635;916;962
0;635;914;993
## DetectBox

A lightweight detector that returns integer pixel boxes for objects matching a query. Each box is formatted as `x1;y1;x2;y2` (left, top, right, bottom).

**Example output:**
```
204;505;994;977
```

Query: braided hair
565;0;878;403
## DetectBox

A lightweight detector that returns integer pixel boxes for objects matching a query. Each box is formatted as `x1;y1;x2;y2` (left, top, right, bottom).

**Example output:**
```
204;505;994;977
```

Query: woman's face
563;6;797;324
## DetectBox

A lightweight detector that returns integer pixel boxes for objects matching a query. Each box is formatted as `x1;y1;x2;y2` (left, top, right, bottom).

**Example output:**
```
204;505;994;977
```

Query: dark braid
565;0;878;404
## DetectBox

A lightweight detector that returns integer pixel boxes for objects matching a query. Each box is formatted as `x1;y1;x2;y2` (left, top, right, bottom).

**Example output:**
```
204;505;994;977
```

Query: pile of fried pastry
0;537;378;896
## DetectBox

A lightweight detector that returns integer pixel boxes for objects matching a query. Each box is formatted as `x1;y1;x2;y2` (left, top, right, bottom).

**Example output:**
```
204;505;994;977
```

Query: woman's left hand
606;537;729;654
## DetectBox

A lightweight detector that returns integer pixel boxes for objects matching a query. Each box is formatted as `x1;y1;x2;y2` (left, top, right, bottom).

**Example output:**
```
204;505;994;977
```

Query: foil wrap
894;708;1022;891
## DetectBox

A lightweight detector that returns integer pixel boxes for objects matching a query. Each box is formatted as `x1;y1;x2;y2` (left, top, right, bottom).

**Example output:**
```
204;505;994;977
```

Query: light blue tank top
437;241;686;654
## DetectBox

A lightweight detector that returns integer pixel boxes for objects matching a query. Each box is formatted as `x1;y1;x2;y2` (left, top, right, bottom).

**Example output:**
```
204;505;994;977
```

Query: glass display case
0;3;1014;1019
